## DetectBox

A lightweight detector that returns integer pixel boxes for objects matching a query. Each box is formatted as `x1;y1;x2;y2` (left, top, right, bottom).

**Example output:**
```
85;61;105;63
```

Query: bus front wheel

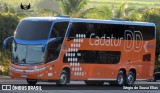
126;71;135;86
56;70;68;85
26;79;37;85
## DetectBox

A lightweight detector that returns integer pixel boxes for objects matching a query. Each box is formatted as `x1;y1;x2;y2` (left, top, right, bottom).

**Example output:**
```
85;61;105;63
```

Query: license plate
21;74;27;78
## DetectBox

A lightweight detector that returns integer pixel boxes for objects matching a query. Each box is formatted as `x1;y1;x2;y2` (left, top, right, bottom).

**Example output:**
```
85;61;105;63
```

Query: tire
117;71;126;86
126;71;135;86
26;79;37;85
84;81;104;86
56;70;68;85
152;75;157;82
109;71;126;86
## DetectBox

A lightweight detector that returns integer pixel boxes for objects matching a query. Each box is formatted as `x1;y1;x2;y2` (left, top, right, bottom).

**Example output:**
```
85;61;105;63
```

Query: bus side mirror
3;36;14;49
41;37;63;52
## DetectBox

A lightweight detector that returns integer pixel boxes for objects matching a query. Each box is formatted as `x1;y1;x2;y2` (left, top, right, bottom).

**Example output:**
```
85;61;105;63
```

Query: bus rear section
61;19;156;86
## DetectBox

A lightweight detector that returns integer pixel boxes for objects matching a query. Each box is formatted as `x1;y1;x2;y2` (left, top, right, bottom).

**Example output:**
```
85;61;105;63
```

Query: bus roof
70;18;155;27
22;17;155;27
22;17;71;22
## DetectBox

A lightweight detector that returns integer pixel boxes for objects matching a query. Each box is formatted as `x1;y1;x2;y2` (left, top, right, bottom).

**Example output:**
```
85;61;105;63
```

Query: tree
84;5;112;19
58;0;94;17
112;2;131;18
36;0;61;16
59;0;86;15
0;13;19;74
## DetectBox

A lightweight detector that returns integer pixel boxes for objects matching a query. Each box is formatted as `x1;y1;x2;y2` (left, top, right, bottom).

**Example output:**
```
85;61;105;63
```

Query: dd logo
124;30;143;52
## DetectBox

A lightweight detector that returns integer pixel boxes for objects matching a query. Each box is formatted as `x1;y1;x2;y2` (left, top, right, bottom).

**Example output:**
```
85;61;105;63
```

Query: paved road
0;76;160;93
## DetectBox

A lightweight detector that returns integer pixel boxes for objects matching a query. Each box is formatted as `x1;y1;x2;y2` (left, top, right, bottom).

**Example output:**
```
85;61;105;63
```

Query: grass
89;0;160;8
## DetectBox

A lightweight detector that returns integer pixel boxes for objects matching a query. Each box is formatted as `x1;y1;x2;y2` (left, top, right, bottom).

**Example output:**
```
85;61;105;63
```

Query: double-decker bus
4;17;156;86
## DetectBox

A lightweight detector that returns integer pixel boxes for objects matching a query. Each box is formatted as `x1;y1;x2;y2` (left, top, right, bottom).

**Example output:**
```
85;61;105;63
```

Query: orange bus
4;17;156;86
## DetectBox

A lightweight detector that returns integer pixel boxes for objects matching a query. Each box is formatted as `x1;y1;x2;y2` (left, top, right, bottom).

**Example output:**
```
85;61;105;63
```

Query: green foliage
137;8;160;47
59;0;87;15
89;0;160;9
113;2;128;18
2;71;9;76
0;13;19;75
0;13;19;47
141;8;160;33
85;5;112;19
125;10;142;21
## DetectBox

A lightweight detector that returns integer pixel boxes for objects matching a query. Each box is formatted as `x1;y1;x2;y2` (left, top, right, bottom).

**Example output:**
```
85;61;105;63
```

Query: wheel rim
60;73;66;84
127;74;133;84
153;75;156;81
118;74;123;85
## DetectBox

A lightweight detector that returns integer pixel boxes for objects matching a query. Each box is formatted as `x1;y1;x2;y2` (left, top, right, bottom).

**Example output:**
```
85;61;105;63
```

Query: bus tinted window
63;50;121;64
125;25;155;40
15;20;52;40
50;22;69;38
69;23;86;39
68;22;155;40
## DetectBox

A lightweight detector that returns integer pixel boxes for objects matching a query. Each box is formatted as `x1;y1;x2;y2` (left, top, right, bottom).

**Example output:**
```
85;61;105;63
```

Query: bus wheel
126;71;135;86
117;71;126;86
56;70;68;85
152;75;157;82
26;79;37;85
84;81;104;86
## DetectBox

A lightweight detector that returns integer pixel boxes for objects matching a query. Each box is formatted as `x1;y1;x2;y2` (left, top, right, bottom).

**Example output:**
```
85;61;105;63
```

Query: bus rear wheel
117;71;126;86
126;71;135;86
152;74;157;82
56;70;69;85
26;79;37;85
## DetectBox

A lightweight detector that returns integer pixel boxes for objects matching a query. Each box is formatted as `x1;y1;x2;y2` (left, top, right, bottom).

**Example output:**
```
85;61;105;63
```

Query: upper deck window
50;22;69;38
15;20;52;40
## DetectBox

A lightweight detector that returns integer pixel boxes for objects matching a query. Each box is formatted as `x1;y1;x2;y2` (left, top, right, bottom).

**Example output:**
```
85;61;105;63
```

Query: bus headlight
9;66;47;73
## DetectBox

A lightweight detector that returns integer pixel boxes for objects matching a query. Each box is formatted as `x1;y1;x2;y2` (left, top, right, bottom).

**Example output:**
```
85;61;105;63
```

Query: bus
4;17;156;86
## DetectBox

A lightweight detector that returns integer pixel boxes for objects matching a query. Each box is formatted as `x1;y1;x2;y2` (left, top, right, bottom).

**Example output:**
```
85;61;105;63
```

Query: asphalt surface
0;76;160;93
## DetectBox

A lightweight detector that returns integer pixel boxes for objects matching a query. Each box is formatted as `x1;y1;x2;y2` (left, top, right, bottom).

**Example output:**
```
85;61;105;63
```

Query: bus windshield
15;20;52;40
12;43;44;65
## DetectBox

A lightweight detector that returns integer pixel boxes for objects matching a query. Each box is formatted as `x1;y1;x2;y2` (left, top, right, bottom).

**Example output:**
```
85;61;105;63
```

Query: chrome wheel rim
127;74;133;84
60;74;66;84
118;74;123;85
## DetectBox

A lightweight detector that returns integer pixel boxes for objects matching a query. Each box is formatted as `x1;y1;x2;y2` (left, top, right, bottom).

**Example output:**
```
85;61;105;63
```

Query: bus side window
97;51;121;64
85;24;95;38
68;23;86;40
83;51;97;63
50;22;69;38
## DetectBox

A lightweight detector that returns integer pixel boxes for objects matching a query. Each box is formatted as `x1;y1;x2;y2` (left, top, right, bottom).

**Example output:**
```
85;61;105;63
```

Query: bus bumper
9;67;59;80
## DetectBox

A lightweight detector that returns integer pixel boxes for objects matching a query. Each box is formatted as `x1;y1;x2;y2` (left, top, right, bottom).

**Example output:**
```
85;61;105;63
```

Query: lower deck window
63;50;121;64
